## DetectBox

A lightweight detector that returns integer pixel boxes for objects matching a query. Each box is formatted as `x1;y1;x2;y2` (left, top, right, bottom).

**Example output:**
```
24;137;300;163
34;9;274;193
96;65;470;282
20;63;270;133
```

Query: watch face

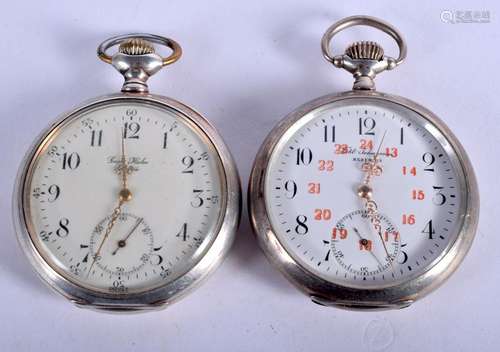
23;98;225;294
264;97;467;289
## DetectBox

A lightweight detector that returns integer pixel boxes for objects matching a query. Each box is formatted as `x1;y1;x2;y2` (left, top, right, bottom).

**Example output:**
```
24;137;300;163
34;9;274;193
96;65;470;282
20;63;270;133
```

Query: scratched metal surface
0;1;498;351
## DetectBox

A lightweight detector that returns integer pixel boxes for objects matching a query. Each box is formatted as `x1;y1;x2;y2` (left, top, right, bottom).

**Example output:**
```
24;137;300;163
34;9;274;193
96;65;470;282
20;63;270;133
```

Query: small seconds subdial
89;213;154;277
332;210;400;279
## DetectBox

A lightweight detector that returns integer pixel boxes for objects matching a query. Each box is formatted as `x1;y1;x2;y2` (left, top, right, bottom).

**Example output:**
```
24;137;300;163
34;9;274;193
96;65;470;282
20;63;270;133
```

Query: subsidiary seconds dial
265;99;464;288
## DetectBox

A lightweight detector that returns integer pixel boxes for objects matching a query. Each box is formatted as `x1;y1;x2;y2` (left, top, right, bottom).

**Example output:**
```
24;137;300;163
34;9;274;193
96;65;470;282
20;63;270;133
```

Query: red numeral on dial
318;160;334;172
402;214;416;225
308;182;321;194
359;239;373;251
360;139;373;150
385;147;398;158
411;189;425;200
332;227;348;239
402;166;417;176
335;144;349;154
314;209;332;220
384;231;400;241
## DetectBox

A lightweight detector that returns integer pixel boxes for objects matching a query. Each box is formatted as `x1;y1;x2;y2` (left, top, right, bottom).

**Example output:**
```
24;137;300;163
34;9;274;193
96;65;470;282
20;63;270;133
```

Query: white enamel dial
265;98;465;288
25;100;224;294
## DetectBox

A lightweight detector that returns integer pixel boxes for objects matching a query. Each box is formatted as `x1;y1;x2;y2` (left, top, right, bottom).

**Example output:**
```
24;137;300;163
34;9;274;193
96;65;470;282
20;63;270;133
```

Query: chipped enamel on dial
265;98;465;289
25;100;224;294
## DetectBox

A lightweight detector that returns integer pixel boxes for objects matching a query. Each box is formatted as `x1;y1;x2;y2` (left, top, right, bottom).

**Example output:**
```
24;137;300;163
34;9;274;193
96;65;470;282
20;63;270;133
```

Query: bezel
248;90;479;310
13;93;241;312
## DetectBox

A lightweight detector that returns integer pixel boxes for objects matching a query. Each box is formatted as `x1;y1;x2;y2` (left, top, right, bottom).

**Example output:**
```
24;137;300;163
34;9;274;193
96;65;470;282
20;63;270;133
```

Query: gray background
0;1;498;351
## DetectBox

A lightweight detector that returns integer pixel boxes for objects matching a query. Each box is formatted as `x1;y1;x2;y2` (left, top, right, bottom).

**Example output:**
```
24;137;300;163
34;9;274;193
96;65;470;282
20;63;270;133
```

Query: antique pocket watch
13;34;241;312
248;16;479;309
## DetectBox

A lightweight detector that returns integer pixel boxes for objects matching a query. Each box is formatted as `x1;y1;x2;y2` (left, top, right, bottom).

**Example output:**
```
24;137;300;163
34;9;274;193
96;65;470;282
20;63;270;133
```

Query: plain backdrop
0;1;498;351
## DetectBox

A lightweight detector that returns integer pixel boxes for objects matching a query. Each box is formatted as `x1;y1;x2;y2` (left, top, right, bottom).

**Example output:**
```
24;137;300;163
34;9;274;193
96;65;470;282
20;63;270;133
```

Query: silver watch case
248;90;479;310
13;93;241;312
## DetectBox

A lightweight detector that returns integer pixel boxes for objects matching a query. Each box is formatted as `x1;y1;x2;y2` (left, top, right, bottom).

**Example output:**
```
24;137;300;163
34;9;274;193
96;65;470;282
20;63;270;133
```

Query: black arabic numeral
422;220;435;239
90;130;103;147
56;218;70;238
125;108;137;116
296;148;313;165
432;186;447;205
62;152;80;170
176;223;189;241
398;243;408;264
422;152;435;172
323;125;335;143
182;156;194;174
150;247;164;265
359;117;376;135
324;249;331;261
295;215;308;235
191;189;204;208
284;180;297;199
123;122;140;139
47;184;60;202
200;152;209;160
40;231;51;241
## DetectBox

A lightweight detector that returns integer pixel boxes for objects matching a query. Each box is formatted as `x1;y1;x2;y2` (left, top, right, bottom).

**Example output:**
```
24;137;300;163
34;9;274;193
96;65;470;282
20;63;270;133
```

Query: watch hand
356;130;395;272
373;130;387;163
111;217;143;255
86;198;124;278
86;131;133;277
118;130;132;202
121;130;128;190
364;200;396;273
352;226;385;269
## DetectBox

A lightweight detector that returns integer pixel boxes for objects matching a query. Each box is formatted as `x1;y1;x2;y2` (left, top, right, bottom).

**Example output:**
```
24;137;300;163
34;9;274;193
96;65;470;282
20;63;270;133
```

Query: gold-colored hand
357;130;395;272
362;130;387;186
86;132;132;277
364;200;395;273
120;131;128;190
86;198;125;278
118;132;132;202
111;217;143;255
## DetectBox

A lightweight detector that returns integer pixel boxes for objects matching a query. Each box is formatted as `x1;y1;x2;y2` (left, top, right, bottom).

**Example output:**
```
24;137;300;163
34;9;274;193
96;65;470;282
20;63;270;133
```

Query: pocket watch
13;34;241;312
248;16;479;310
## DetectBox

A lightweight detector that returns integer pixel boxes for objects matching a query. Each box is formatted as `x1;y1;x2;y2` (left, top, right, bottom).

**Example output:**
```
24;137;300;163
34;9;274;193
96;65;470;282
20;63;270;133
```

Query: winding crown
345;41;384;60
118;38;156;55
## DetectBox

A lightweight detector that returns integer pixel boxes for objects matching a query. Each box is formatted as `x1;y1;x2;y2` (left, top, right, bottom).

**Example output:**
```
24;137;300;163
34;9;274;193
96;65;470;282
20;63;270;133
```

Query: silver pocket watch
248;16;479;310
13;34;241;312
